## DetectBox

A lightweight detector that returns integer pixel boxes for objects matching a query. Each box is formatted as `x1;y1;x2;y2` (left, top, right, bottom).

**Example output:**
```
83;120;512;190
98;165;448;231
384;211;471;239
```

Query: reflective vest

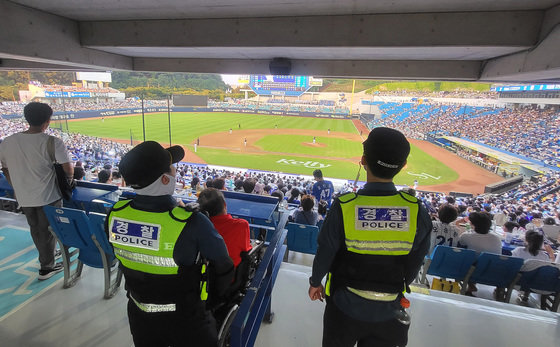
326;192;419;297
108;200;208;303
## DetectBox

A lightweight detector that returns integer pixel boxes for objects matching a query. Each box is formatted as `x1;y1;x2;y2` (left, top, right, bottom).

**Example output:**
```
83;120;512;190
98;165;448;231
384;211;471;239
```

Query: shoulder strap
338;192;357;204
111;199;131;211
46;136;56;163
170;206;193;222
398;191;419;204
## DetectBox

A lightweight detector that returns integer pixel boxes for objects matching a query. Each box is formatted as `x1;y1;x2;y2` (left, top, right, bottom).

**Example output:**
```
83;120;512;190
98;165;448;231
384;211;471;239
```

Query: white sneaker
38;263;63;281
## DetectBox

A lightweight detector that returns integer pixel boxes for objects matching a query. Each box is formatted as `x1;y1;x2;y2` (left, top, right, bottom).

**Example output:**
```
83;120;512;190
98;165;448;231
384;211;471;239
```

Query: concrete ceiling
1;0;560;82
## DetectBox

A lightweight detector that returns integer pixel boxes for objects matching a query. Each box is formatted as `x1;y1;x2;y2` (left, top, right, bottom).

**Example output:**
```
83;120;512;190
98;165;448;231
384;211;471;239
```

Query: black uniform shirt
310;182;432;322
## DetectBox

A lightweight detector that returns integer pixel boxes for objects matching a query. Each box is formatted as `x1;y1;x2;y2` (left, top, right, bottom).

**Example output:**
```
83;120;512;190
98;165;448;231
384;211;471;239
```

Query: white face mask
135;174;176;196
162;174;177;196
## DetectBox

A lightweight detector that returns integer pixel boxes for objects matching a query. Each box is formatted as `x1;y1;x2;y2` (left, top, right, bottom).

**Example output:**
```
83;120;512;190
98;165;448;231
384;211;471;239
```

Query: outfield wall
1;107;351;120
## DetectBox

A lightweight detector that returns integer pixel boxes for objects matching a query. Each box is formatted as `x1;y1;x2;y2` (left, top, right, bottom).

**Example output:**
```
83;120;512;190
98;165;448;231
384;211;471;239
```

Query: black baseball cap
363;127;410;178
119;141;184;189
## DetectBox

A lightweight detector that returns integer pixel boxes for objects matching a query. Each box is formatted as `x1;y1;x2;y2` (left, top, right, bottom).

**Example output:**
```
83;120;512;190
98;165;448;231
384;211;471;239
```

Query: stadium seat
286;222;319;256
43;206;122;299
515;260;560;311
420;246;478;293
464;253;524;302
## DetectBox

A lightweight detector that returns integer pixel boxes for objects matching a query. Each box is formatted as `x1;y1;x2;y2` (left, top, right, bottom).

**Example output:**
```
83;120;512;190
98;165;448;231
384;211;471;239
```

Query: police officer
107;141;233;347
308;127;432;347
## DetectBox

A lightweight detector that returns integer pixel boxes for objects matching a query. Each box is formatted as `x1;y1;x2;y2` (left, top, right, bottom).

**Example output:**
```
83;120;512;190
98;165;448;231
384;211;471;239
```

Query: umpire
308;127;431;347
107;141;234;347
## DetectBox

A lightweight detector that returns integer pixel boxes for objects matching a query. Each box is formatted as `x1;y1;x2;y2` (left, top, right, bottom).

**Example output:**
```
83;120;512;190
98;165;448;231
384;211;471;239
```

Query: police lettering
361;221;405;229
113;234;154;247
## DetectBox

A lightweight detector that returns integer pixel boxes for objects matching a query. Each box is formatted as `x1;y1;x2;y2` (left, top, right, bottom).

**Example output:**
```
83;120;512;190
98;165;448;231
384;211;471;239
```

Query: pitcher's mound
302;142;326;148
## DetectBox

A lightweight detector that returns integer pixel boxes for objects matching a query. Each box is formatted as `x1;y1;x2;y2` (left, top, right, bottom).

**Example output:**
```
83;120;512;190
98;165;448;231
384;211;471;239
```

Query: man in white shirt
0;102;73;280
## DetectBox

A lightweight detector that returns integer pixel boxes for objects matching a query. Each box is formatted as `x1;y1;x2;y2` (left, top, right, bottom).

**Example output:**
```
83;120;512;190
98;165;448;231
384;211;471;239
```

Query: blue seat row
43;206;123;299
420;245;560;310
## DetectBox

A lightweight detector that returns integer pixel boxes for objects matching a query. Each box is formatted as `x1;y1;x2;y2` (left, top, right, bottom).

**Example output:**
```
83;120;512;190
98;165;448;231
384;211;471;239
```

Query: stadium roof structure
1;0;560;83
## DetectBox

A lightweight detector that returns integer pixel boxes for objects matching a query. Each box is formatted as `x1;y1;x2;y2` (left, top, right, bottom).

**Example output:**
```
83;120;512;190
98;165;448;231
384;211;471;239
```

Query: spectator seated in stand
512;230;556;270
289;194;319;226
287;188;301;205
242;178;256;194
213;178;226;190
429;204;462;254
198;188;252;268
73;161;85;180
458;212;502;254
458;212;503;296
97;169;112;184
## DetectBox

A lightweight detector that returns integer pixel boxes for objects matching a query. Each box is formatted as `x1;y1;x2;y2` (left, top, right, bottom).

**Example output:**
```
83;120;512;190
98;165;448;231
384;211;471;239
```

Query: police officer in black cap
107;141;233;347
308;127;432;347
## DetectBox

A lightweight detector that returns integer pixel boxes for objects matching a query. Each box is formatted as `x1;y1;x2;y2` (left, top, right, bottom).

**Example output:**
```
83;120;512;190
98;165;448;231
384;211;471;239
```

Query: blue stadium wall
1;107;351;120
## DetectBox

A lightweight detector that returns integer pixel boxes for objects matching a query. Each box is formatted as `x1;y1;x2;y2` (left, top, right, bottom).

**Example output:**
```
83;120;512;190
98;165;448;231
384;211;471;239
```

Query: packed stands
0;99;168;116
366;102;560;168
208;100;349;115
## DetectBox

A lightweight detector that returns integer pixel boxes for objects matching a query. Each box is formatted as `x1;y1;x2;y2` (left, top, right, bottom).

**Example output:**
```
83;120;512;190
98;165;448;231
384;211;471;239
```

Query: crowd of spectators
0;99;169;115
208;100;350;115
369;103;560;168
372;89;498;99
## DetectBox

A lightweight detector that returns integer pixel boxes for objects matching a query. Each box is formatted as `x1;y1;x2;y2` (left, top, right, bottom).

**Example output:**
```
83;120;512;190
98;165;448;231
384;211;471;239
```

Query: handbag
47;136;76;200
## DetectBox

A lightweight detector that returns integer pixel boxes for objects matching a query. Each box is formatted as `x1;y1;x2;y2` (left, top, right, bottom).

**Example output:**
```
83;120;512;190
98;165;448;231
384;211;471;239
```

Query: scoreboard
249;75;311;96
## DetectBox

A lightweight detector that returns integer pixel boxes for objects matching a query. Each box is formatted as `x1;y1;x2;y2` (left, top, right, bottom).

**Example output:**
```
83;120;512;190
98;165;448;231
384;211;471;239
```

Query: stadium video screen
249;75;310;96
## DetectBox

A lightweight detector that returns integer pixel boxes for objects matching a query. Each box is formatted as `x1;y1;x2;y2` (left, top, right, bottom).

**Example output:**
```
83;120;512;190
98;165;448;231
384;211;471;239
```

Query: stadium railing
229;221;287;347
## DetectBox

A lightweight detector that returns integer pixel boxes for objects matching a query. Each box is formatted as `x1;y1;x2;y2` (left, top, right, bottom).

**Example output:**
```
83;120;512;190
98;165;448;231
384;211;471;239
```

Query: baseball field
61;111;501;192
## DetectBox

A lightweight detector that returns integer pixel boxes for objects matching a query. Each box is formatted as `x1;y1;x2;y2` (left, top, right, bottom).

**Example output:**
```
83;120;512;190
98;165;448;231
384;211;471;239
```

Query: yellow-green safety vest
325;192;419;297
108;200;209;301
339;192;418;255
108;200;192;275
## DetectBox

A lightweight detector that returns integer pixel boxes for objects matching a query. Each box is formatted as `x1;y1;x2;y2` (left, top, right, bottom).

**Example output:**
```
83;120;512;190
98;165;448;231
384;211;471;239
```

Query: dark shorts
323;300;410;347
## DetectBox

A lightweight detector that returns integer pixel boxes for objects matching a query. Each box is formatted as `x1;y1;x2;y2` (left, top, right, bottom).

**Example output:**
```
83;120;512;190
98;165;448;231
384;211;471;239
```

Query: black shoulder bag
47;136;76;200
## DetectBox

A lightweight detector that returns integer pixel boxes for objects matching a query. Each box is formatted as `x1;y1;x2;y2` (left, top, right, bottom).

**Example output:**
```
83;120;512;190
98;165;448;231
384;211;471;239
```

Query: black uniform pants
127;300;218;347
322;300;409;347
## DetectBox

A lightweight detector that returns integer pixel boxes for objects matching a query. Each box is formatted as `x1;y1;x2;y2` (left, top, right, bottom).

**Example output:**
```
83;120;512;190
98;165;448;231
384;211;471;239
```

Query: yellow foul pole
349;79;356;115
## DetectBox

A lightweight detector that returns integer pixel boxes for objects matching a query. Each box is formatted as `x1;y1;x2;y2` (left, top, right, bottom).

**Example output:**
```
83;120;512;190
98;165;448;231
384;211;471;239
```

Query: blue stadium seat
420;246;477;292
515;261;560;311
286;222;319;256
43;206;122;299
464;253;524;302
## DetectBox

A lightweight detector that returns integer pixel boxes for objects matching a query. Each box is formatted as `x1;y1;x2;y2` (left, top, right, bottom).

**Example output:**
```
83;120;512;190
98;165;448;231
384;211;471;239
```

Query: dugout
484;175;524;194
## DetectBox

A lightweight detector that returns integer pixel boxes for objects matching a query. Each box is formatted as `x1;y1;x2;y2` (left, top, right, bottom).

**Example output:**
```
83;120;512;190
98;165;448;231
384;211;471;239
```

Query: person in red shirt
198;188;252;267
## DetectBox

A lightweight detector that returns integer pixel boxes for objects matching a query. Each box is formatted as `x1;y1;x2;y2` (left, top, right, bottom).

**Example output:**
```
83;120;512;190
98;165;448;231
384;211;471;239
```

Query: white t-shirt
429;221;461;254
511;247;550;261
458;232;502;254
0;132;70;207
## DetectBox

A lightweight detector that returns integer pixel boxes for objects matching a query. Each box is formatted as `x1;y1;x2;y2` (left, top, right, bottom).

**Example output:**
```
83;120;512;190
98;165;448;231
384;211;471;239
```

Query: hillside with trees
0;71;230;101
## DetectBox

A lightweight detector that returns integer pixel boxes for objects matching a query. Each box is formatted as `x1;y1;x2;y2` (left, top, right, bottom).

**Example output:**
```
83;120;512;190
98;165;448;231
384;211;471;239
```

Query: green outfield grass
61;112;458;185
64;112;356;144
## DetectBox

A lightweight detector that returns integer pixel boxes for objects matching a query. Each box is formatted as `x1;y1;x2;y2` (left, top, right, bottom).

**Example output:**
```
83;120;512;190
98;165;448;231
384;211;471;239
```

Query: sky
221;74;242;86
